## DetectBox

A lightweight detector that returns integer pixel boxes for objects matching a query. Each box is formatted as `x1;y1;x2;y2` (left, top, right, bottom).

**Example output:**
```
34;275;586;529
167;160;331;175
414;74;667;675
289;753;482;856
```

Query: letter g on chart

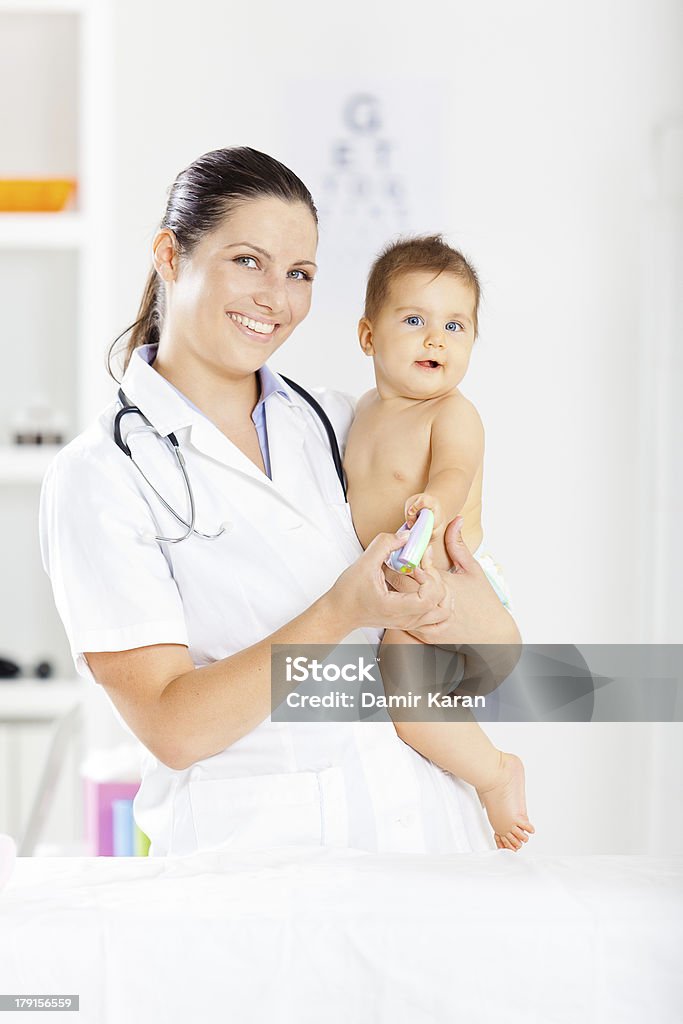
344;94;382;134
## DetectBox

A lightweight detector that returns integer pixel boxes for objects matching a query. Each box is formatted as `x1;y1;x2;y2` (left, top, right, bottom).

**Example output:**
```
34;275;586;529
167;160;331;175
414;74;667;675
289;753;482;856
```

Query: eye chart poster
278;80;448;376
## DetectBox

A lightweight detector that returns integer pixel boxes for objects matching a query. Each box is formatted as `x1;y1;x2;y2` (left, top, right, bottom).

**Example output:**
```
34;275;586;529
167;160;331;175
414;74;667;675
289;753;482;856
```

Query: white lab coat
39;348;494;856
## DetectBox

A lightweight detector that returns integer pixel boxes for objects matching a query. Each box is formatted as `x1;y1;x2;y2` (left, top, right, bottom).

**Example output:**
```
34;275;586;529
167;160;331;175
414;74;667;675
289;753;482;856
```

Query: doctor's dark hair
364;234;482;338
107;146;318;378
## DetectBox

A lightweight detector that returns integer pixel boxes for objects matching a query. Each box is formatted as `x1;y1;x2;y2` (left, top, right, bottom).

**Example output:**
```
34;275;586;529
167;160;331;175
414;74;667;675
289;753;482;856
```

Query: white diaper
472;544;512;610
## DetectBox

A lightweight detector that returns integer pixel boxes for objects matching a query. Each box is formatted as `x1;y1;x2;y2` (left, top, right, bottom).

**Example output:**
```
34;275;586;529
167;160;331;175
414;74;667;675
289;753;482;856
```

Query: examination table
1;848;681;1023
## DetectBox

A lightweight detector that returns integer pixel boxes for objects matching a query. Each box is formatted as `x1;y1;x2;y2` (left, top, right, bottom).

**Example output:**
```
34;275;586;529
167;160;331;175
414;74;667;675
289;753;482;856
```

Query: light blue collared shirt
137;343;289;479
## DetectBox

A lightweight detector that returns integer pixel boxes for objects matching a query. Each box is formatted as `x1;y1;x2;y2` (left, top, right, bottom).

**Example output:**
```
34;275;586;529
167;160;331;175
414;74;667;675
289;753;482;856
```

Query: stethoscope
113;377;347;545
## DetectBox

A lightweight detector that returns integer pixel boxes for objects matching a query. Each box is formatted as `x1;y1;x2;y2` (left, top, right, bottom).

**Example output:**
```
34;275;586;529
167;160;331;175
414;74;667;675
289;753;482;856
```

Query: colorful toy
387;508;435;573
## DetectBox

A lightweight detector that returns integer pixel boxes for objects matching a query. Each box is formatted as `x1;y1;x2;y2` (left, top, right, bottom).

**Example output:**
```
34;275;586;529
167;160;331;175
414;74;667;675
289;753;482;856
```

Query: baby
344;235;534;852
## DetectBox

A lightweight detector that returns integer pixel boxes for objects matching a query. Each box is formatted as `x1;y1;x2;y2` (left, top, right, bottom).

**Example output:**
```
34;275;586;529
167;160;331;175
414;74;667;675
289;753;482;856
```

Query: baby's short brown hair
364;234;481;336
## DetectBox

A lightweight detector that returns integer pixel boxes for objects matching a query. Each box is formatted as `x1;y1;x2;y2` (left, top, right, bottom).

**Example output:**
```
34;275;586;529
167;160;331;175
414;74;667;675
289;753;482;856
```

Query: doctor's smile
226;312;278;337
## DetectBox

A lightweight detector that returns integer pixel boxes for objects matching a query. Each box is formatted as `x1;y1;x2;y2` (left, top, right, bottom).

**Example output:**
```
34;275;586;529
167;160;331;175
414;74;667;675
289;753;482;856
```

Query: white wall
101;0;682;854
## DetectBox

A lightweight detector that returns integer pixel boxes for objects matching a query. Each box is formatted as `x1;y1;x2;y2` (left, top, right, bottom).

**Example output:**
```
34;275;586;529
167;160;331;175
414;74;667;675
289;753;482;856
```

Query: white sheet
0;850;681;1024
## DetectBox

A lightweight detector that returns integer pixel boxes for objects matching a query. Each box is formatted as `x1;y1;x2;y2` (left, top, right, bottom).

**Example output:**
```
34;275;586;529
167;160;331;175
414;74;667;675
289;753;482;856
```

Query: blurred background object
11;399;67;445
0;178;77;212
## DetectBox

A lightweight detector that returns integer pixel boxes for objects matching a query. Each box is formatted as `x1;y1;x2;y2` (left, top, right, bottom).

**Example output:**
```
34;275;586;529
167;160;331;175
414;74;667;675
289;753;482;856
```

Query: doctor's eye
234;256;258;269
445;321;464;332
404;315;424;327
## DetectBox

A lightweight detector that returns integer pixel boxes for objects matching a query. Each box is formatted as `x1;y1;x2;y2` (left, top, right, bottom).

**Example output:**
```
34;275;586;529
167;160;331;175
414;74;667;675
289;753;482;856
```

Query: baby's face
360;270;477;400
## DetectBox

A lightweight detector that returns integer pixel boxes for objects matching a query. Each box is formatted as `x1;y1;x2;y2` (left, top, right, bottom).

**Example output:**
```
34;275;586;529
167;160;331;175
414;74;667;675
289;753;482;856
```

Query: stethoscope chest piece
114;389;226;544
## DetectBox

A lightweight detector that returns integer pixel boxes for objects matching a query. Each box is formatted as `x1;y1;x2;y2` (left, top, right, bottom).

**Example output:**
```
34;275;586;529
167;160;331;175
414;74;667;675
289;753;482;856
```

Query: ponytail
106;268;161;382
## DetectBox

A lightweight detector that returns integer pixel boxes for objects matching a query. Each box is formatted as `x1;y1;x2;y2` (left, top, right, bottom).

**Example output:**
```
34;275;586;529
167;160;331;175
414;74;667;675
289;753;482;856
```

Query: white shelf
0;444;62;482
0;212;84;249
0;1;90;12
0;678;85;721
0;0;111;855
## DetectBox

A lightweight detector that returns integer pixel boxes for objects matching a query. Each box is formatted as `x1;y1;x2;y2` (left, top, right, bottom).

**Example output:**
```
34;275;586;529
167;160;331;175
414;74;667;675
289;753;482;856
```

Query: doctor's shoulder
39;398;153;547
304;385;360;453
42;399;135;488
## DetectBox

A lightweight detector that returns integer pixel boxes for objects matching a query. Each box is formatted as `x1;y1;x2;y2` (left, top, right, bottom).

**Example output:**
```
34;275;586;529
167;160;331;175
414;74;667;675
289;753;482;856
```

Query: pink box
83;779;140;856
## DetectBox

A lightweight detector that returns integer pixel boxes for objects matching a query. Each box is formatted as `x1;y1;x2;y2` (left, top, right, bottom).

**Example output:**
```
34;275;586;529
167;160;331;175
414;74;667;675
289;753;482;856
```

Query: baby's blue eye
445;321;463;332
404;315;424;327
235;256;258;268
288;268;311;281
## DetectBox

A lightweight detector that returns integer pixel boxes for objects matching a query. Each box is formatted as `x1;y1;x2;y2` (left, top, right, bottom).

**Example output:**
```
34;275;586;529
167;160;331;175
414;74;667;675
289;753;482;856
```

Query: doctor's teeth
229;313;275;334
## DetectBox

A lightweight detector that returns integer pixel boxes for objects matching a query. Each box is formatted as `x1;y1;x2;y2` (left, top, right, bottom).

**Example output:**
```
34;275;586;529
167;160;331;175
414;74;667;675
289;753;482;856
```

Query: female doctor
39;147;520;857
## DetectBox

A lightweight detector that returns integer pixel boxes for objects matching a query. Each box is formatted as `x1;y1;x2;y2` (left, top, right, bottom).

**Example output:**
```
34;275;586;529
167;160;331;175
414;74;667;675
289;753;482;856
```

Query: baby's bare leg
381;628;534;851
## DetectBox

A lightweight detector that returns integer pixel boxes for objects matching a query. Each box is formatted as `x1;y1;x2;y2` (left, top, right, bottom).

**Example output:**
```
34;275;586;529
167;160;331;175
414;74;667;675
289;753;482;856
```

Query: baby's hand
404;492;443;530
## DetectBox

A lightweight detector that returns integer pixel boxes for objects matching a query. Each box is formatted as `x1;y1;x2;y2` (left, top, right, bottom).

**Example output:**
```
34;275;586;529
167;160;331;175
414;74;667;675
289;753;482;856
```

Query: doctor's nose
253;272;287;316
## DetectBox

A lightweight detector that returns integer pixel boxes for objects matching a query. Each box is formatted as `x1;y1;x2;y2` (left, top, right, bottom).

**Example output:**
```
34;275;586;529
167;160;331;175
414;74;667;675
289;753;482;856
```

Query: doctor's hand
383;516;521;649
333;530;451;633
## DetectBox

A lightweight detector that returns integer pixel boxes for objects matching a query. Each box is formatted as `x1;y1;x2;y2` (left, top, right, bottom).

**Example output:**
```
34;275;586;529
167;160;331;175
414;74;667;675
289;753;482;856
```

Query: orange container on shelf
0;178;77;212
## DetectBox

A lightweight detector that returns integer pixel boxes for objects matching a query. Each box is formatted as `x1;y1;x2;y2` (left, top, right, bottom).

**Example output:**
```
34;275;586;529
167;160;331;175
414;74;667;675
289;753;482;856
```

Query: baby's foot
476;751;535;852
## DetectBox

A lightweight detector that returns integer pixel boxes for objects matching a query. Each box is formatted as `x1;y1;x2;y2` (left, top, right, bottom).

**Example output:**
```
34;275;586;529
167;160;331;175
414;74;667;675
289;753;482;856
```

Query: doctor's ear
152;229;180;282
358;317;375;356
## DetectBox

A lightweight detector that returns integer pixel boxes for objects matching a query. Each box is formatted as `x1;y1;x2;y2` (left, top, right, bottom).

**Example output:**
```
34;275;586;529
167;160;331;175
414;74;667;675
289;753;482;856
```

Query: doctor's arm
85;530;451;771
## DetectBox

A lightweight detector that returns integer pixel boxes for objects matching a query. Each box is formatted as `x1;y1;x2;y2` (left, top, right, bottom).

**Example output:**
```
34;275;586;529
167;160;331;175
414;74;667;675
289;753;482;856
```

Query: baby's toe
512;826;529;842
505;832;522;850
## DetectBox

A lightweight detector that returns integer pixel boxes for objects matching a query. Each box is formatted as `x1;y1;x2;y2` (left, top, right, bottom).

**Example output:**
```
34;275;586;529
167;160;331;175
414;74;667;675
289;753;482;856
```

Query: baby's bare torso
344;390;484;565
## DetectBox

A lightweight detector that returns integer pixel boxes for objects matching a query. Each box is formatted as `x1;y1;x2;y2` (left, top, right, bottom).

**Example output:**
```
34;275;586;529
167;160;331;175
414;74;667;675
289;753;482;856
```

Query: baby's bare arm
405;396;484;530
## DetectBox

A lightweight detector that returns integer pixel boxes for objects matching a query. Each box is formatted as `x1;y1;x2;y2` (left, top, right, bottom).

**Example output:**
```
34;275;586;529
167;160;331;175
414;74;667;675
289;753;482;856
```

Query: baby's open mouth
415;360;441;369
